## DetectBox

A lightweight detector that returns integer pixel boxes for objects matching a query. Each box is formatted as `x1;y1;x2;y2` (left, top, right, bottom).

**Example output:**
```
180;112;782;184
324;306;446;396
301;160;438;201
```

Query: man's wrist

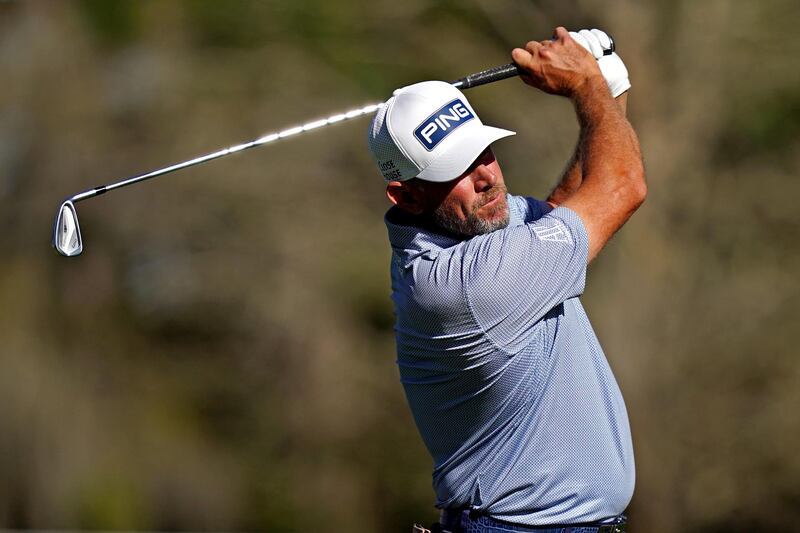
615;91;628;115
570;74;612;105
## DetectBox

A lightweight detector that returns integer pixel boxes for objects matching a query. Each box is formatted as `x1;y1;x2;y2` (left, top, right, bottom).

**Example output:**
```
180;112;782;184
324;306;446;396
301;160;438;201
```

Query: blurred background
1;0;799;531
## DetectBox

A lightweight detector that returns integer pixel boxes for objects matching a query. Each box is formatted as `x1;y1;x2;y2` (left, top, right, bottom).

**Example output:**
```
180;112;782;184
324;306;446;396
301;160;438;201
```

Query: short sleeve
462;206;589;351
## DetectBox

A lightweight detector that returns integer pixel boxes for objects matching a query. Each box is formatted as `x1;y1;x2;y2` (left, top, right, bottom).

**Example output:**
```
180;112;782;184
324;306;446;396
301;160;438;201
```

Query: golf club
53;63;523;257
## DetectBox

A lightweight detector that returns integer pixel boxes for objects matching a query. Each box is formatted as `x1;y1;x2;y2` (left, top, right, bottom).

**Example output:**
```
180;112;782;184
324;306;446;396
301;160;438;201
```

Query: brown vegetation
0;1;798;531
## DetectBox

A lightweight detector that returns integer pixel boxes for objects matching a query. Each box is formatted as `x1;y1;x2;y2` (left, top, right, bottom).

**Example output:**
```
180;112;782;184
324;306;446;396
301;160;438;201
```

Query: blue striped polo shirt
386;194;634;526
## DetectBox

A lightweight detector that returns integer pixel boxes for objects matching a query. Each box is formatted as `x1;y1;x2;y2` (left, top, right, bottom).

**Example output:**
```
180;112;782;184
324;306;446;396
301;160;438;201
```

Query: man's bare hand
511;27;605;98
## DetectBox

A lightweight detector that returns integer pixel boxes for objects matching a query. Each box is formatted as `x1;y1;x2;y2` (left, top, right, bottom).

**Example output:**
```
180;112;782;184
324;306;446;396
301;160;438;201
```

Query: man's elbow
624;163;647;210
631;174;647;208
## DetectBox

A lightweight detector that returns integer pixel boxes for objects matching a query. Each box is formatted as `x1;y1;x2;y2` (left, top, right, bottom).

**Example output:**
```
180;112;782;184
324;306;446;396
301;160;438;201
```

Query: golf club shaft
68;102;383;203
451;63;520;89
65;63;522;204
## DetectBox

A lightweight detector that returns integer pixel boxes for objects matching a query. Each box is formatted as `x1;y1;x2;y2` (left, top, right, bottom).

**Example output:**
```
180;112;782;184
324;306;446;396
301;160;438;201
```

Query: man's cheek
447;199;467;222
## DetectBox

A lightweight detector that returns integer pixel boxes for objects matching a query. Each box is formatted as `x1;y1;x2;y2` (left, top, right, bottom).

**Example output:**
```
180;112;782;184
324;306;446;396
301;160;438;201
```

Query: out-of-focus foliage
0;1;798;531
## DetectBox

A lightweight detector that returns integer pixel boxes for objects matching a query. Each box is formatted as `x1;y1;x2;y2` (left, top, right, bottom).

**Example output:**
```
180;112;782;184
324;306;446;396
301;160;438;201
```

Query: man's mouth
485;195;499;206
480;191;503;210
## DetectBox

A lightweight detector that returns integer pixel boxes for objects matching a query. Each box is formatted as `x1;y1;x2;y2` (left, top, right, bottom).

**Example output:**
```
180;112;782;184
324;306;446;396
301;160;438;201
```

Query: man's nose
473;164;496;192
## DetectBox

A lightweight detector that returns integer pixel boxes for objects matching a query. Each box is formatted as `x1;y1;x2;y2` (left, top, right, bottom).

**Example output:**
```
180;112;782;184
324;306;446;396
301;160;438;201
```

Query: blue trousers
445;510;627;533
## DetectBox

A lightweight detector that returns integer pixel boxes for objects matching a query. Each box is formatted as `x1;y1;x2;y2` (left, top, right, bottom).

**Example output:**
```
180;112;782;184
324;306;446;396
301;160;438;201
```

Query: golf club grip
453;63;521;90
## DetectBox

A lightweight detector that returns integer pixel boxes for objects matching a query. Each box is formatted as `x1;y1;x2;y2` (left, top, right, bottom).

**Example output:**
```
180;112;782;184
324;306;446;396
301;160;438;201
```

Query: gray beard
432;194;510;238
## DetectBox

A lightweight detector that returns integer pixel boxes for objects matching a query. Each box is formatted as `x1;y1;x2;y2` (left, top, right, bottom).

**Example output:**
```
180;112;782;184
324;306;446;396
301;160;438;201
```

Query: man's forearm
547;93;628;206
559;76;645;261
547;150;581;206
573;83;640;190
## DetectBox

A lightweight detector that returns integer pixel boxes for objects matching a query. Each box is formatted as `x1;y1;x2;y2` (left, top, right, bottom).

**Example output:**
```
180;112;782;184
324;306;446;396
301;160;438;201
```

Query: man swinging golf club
368;27;645;533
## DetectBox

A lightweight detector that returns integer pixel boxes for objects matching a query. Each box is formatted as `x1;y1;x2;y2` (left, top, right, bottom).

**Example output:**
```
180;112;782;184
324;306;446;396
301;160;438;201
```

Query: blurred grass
79;0;140;47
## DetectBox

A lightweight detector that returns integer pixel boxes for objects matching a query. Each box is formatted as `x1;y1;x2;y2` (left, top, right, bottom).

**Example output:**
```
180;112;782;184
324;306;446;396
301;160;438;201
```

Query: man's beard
432;186;510;238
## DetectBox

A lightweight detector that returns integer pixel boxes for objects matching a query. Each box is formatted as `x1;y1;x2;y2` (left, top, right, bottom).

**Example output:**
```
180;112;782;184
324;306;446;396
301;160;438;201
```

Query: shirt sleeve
462;206;589;351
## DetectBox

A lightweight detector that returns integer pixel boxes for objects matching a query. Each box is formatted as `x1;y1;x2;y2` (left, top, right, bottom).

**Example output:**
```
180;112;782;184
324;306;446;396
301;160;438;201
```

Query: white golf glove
569;28;630;97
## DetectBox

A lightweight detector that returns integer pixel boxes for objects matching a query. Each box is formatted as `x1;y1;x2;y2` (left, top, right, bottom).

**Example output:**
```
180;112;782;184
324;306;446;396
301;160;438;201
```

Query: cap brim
415;125;515;183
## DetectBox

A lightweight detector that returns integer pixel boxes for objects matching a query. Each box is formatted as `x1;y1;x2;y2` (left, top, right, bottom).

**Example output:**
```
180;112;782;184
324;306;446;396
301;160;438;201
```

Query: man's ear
386;181;425;215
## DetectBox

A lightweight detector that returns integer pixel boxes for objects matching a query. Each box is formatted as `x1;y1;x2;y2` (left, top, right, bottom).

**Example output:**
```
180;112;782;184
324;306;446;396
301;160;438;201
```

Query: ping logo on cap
413;99;474;151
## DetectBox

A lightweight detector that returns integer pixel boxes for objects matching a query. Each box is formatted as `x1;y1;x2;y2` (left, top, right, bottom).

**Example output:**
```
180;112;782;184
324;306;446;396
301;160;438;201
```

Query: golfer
368;27;645;533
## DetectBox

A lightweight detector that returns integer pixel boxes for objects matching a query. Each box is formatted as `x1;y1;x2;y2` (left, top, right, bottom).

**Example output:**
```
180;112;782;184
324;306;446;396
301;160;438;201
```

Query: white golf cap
367;81;515;183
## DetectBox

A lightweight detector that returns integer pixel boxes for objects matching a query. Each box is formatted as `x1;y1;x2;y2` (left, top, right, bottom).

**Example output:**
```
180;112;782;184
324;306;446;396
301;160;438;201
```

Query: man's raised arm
513;27;646;262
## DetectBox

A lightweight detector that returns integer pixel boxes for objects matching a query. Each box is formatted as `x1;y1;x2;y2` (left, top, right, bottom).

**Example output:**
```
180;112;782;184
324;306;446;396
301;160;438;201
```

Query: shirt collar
385;193;523;269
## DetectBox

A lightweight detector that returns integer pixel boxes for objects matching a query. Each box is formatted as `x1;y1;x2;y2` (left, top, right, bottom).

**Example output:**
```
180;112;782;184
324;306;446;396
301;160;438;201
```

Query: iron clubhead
53;200;83;256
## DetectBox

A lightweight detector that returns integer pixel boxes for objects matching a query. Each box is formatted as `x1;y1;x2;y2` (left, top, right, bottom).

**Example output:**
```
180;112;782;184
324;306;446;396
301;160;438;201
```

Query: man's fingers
514;40;543;68
523;40;543;55
590;29;613;51
553;26;570;42
570;29;605;59
579;29;604;58
512;47;533;66
512;46;542;87
569;31;592;54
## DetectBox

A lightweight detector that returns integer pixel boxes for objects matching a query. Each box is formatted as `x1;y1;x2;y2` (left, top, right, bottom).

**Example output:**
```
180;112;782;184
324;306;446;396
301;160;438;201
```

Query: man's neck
386;206;466;240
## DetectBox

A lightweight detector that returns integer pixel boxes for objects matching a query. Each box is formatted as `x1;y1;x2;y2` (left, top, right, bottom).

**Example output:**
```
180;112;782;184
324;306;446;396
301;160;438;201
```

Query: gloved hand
569;29;630;97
